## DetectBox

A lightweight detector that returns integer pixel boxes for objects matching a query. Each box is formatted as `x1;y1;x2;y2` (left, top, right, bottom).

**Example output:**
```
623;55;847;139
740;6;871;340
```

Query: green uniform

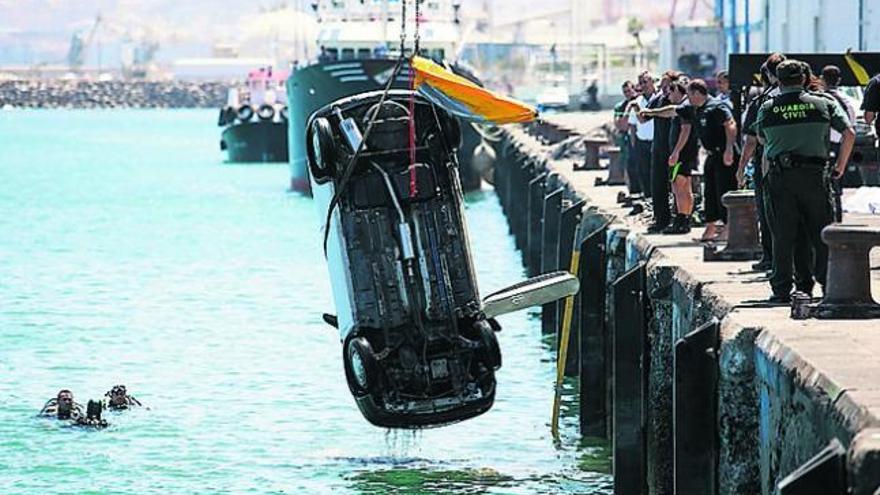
751;86;851;297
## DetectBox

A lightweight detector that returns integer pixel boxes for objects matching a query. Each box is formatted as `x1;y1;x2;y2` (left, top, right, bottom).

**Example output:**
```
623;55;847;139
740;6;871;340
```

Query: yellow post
551;248;581;442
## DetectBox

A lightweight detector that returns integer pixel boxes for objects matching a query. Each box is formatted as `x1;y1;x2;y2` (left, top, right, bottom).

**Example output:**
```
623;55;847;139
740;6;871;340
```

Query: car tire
344;336;380;397
307;117;336;183
476;320;502;370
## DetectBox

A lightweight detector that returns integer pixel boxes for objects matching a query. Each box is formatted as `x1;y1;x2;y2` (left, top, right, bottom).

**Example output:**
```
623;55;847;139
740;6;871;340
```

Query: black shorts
675;159;697;177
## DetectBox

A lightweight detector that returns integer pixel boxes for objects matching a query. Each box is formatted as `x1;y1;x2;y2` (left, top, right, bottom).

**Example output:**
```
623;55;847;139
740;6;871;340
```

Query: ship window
432;49;445;61
357;48;371;59
326;48;339;61
341;48;355;60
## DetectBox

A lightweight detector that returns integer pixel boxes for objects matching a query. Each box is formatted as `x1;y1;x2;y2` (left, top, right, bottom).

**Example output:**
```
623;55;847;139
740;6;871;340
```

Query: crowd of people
611;52;875;303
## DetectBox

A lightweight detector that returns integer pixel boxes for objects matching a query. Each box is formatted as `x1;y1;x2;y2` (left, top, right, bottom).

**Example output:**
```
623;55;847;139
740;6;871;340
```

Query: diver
39;389;85;420
103;384;142;410
39;389;108;428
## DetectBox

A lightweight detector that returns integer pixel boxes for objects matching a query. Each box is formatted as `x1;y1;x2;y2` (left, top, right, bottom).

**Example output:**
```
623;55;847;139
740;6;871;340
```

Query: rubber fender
257;104;275;121
236;105;254;122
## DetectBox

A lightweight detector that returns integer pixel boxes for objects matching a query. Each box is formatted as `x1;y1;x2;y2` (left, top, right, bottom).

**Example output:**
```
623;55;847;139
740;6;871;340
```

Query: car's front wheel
344;336;380;397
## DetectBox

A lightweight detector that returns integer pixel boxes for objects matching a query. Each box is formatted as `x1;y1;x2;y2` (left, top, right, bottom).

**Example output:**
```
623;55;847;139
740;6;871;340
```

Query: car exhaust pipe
481;271;580;319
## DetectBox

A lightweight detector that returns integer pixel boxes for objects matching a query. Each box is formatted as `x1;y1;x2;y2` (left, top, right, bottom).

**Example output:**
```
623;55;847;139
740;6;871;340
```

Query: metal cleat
703;190;762;262
813;224;880;319
574;137;605;171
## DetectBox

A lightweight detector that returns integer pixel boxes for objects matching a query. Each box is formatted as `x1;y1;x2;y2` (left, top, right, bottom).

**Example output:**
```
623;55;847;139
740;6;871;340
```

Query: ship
219;67;290;163
285;0;490;193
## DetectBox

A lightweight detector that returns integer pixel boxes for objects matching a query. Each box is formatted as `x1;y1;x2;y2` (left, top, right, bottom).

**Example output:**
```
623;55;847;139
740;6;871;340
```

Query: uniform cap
776;60;806;80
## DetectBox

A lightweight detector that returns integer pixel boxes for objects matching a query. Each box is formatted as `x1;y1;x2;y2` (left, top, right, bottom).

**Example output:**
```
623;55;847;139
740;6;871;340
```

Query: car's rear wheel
476;320;502;370
307;117;336;184
344;336;380;397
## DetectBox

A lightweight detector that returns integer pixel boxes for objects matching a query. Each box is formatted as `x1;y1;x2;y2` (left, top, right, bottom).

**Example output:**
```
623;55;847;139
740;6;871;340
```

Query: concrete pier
496;113;880;494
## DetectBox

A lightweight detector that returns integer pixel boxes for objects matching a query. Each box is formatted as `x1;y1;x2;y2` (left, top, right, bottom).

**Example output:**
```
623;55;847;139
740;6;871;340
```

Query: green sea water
0;109;612;494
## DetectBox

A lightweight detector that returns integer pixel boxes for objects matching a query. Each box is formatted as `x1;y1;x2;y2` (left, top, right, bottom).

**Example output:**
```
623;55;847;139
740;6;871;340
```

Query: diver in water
103;384;142;410
39;389;108;428
39;389;85;420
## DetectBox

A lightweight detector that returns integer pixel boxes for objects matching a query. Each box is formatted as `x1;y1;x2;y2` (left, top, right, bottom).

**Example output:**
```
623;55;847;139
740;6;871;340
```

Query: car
306;89;578;428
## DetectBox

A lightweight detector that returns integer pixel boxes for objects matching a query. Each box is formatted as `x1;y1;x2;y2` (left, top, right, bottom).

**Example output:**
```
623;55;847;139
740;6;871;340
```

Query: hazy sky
0;0;712;65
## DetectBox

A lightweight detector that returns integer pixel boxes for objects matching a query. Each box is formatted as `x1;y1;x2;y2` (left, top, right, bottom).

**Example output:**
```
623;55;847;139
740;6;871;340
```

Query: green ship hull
221;120;289;163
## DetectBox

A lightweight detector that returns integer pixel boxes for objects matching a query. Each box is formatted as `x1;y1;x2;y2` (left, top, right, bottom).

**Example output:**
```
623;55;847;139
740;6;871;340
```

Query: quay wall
493;121;880;494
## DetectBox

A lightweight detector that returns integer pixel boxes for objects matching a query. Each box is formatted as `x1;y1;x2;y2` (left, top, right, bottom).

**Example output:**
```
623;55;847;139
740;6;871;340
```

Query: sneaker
662;215;691;235
646;222;668;234
628;203;645;215
751;259;772;271
768;292;791;304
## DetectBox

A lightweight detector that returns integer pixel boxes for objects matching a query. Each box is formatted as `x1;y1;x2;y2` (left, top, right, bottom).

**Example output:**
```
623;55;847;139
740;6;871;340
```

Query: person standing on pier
640;71;681;233
676;79;739;242
638;76;703;235
614;81;639;195
821;65;858;222
750;60;855;303
626;72;657;198
738;53;786;271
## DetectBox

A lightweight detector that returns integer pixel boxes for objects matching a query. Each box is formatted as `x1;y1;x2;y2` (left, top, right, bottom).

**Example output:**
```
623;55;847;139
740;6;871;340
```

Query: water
0;109;612;494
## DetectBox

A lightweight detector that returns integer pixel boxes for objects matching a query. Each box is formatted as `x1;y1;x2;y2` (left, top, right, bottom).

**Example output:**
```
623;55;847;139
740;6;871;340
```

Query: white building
723;0;880;54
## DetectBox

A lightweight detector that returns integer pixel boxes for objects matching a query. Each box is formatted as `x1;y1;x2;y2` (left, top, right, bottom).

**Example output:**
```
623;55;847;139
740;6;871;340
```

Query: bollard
704;190;762;261
674;318;719;495
814;224;880;319
579;224;610;438
613;262;648;495
777;438;847;494
527;173;549;276
605;145;627;185
541;188;565;334
557;199;586;376
576;138;606;171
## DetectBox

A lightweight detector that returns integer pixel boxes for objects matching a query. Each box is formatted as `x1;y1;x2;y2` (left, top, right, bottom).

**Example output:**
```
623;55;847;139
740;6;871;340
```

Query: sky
0;0;714;66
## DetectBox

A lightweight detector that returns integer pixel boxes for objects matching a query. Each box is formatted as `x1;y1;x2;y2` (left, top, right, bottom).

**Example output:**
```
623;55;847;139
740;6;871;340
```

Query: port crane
67;15;102;71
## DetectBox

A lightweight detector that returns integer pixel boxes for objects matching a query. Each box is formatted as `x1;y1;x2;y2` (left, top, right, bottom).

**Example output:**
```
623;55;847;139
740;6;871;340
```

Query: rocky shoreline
0;80;232;109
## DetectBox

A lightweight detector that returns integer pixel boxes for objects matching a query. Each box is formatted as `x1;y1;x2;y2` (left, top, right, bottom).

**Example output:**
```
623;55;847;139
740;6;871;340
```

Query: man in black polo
861;71;880;132
676;79;739;241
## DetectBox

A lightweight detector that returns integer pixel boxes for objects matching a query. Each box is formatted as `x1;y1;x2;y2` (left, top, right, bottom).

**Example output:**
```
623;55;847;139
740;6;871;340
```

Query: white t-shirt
827;89;857;144
628;94;654;141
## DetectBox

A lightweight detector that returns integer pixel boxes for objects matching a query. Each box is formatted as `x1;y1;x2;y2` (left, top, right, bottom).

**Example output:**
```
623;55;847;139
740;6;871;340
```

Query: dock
495;112;880;494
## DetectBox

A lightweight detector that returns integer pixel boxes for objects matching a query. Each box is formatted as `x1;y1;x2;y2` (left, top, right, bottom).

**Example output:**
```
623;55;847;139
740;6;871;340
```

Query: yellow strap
551;249;581;442
845;51;871;86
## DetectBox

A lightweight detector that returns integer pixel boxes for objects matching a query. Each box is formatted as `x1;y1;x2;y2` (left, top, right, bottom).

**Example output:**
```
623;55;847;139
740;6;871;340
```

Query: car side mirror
481;271;580;318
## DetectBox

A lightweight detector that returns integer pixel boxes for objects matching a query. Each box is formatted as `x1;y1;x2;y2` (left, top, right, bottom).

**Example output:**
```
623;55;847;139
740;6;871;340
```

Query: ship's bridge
313;0;461;62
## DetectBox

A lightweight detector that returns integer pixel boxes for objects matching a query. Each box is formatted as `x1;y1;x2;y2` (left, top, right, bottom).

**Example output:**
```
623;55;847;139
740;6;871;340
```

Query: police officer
751;60;855;302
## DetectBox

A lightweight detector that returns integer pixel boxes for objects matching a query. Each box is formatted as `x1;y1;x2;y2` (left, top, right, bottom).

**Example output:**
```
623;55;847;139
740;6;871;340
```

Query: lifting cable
324;0;422;257
407;0;422;199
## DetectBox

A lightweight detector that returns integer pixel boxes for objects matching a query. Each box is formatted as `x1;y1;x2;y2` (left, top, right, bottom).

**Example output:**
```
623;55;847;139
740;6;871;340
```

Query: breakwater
495;116;880;494
0;79;229;109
